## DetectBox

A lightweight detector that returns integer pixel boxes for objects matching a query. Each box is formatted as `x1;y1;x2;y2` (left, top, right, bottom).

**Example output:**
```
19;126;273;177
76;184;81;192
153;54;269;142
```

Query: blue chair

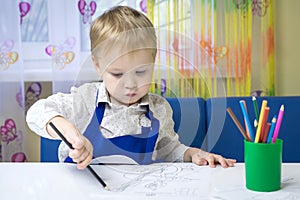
41;138;60;162
205;97;253;162
166;97;207;149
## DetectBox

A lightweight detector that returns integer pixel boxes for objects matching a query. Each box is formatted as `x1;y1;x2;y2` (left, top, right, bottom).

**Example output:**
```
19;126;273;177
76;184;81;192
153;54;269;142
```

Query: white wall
275;0;300;95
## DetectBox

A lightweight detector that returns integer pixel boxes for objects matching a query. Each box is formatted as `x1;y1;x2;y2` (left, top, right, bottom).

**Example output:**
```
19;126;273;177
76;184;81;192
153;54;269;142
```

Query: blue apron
64;102;159;164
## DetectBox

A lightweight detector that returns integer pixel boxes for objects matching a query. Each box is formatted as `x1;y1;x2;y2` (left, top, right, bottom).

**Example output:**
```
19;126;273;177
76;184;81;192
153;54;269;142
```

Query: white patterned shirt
26;82;188;162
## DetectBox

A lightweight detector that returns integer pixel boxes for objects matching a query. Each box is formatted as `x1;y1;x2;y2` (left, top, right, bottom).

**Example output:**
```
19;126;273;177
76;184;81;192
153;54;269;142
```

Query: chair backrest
166;97;206;149
41;138;60;162
205;97;252;162
41;96;300;162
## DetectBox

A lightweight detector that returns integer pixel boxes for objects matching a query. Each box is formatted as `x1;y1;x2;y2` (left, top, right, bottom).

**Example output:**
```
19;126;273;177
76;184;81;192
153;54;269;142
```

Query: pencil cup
244;139;282;192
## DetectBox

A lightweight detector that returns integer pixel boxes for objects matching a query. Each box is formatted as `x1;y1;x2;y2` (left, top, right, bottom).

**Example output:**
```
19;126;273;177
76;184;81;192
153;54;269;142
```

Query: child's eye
136;70;146;75
111;73;123;77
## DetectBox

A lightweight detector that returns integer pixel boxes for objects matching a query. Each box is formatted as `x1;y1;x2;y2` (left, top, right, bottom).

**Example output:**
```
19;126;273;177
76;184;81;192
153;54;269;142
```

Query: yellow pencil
254;100;268;143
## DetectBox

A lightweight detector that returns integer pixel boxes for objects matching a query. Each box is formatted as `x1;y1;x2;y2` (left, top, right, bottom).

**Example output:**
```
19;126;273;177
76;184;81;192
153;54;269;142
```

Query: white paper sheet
90;162;214;199
90;155;138;165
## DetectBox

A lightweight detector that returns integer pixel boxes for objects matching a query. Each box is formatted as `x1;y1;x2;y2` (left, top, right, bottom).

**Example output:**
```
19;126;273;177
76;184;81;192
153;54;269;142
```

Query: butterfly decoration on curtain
0;118;27;162
234;0;269;17
1;119;19;145
0;40;19;71
140;0;147;13
11;152;27;162
199;40;228;65
24;82;42;111
16;82;42;113
19;1;31;24
45;37;76;70
252;0;269;17
251;89;267;96
159;79;167;96
78;0;97;24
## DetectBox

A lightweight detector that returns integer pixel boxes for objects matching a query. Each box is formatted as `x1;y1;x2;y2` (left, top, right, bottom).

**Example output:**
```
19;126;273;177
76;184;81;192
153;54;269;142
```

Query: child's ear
92;55;103;76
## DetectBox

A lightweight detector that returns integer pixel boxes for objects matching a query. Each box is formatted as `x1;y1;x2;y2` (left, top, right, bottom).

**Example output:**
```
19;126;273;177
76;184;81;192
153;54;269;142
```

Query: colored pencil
259;106;270;142
49;122;110;191
239;101;254;142
254;119;258;128
254;100;267;143
252;96;259;122
241;100;251;140
262;122;271;143
227;107;251;141
267;115;277;143
272;105;285;143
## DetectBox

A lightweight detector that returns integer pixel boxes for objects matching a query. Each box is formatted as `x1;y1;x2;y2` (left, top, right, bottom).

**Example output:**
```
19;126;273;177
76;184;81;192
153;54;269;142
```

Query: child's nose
123;74;137;89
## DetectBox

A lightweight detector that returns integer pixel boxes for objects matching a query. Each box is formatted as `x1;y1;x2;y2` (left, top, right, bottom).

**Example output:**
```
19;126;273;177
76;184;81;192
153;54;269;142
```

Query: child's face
97;50;154;106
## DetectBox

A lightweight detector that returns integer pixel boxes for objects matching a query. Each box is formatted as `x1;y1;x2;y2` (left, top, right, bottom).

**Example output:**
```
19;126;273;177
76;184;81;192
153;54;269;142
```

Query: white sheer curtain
0;0;151;162
49;0;81;93
0;1;27;162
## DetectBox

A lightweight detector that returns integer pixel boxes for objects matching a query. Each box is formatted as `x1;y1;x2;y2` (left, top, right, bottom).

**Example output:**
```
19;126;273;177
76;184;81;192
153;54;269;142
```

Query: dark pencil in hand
48;122;110;190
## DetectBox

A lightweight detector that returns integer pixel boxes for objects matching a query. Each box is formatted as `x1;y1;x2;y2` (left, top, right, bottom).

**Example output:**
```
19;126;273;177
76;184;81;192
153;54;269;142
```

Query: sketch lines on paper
94;163;212;197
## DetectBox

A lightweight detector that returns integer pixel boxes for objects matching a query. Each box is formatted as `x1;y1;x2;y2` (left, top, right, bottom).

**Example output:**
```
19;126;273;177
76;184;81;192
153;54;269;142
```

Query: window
22;0;140;82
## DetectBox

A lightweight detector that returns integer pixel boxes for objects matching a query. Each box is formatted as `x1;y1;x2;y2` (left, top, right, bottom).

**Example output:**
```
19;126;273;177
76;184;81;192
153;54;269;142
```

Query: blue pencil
267;115;277;143
239;100;255;142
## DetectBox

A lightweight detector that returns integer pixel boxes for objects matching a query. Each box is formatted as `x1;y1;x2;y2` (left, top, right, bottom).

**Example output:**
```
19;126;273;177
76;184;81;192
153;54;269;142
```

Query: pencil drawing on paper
91;163;212;197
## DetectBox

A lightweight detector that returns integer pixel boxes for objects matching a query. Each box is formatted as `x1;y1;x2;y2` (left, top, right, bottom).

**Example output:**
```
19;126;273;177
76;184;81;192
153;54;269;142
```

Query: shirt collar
96;82;150;108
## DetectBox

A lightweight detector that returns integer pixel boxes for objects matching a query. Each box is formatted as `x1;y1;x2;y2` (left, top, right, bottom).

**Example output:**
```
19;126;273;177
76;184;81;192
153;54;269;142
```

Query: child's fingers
191;154;207;166
69;147;92;169
206;154;216;168
70;148;90;163
216;156;229;168
70;134;85;149
198;158;208;166
77;152;93;170
225;159;237;167
227;158;237;163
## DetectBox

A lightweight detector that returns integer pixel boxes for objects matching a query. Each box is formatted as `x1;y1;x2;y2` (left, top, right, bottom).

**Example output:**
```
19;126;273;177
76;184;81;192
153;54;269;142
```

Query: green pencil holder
244;139;282;192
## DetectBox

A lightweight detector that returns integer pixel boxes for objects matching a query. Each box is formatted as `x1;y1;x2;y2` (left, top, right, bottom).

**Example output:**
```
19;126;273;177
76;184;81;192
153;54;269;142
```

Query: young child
26;6;236;169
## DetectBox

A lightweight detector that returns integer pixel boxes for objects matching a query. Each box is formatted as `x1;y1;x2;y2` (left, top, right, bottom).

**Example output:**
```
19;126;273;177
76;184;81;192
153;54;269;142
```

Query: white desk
0;163;299;200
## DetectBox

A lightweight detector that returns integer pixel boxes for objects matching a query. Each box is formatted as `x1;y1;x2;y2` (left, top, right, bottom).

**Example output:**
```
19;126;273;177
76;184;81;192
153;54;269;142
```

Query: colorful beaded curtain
146;0;274;98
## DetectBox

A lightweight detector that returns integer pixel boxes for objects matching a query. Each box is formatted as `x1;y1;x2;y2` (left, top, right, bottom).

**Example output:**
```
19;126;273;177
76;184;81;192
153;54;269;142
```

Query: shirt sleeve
26;83;98;139
26;92;76;139
151;96;189;162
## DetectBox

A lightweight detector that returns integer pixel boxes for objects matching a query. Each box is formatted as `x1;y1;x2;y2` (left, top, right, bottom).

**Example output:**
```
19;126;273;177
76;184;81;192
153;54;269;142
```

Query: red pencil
262;123;271;143
259;107;269;142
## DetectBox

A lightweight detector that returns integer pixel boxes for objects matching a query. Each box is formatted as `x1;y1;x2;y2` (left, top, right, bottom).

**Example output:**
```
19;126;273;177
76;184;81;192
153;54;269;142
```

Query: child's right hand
47;116;93;170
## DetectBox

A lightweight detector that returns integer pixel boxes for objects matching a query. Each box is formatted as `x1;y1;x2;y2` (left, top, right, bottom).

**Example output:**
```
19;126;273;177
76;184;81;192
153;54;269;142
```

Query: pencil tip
252;96;256;100
281;105;284;110
104;186;110;191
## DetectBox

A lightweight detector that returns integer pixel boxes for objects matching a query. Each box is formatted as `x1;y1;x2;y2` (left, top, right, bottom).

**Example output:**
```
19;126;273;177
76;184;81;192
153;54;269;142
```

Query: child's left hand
184;147;236;168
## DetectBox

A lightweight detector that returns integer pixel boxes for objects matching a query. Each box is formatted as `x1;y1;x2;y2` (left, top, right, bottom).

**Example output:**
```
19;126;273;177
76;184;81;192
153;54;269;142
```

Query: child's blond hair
90;6;157;61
